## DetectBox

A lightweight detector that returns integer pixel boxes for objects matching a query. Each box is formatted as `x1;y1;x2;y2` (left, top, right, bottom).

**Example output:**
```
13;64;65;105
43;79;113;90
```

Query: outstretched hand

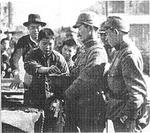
125;119;138;132
9;71;22;89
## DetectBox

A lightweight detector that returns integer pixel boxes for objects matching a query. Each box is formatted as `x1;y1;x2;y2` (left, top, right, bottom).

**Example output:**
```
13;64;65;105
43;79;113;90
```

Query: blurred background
0;0;150;75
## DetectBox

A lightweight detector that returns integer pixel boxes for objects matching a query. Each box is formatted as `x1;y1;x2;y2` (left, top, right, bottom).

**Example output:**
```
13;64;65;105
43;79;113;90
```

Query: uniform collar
83;37;97;49
115;41;129;51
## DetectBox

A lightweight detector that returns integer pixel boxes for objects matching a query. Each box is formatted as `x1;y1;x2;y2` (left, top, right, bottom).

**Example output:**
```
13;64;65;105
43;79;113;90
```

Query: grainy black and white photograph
1;0;150;132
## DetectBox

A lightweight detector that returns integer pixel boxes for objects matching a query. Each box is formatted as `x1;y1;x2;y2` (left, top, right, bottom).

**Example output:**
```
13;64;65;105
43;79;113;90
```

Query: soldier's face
39;37;54;56
28;24;42;41
100;33;107;44
106;28;118;48
77;24;91;42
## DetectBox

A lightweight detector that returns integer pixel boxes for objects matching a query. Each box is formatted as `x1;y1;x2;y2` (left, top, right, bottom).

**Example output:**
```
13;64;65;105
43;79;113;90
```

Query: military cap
73;12;100;29
104;16;129;33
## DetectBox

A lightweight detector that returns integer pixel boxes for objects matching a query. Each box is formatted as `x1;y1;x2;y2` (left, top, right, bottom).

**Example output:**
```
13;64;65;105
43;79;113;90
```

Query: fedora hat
23;14;46;27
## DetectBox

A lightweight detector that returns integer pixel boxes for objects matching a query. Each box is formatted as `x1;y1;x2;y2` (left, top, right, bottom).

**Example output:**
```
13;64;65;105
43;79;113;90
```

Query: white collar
30;36;38;45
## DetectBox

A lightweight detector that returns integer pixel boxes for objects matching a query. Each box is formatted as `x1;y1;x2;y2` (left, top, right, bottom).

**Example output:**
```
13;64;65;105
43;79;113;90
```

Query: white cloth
1;110;41;133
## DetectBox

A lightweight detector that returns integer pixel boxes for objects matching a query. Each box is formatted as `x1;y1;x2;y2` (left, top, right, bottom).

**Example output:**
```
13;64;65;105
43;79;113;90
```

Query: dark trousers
64;95;106;132
112;118;141;133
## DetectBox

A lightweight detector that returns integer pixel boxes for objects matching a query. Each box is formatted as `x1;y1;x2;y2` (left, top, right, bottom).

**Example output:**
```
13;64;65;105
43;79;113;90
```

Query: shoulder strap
109;48;131;71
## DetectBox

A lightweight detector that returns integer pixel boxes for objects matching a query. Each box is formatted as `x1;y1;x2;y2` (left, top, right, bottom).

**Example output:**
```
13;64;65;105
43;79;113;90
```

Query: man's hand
125;119;138;132
10;70;22;89
48;65;61;74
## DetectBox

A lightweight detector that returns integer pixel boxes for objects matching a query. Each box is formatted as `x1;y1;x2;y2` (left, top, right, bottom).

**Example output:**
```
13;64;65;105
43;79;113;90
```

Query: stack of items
1;78;24;108
1;78;44;133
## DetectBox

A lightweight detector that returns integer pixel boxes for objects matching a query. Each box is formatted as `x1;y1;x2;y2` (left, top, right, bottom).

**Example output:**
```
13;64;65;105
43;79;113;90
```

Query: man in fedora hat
10;14;46;97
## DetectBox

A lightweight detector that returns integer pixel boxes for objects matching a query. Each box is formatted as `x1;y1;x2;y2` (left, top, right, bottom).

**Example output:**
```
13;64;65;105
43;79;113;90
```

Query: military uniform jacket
11;35;38;71
106;41;147;120
65;38;108;105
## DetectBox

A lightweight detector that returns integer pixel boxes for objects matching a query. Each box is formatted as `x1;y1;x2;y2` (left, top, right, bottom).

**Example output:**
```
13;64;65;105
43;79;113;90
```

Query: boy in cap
10;14;46;90
64;12;108;132
104;16;147;132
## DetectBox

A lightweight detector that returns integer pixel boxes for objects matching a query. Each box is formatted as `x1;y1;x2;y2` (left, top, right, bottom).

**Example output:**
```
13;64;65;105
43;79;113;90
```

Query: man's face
105;28;118;48
77;24;90;42
39;37;54;56
61;45;76;61
100;32;107;44
28;23;42;41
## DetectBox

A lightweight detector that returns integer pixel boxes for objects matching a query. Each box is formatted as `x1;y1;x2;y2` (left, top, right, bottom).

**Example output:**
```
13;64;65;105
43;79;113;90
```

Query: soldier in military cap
104;16;147;132
99;22;116;62
64;12;108;132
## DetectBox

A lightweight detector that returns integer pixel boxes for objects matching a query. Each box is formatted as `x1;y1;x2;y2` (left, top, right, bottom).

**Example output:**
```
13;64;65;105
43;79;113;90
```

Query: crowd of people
1;12;150;133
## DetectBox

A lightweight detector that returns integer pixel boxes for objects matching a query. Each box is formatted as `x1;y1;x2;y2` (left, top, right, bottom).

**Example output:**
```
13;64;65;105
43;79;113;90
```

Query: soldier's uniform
106;40;147;132
65;37;108;132
102;16;148;132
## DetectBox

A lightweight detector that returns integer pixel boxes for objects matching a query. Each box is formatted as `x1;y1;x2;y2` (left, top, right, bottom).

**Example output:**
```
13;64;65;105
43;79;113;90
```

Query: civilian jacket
24;48;69;108
11;35;38;71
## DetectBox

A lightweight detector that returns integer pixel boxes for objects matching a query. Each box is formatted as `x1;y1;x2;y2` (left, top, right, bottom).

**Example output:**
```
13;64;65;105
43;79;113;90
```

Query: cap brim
73;23;81;28
23;21;46;27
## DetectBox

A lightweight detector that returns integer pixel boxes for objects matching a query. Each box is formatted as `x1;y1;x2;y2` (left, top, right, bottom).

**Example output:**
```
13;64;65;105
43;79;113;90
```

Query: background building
0;0;149;75
107;0;150;75
77;0;150;75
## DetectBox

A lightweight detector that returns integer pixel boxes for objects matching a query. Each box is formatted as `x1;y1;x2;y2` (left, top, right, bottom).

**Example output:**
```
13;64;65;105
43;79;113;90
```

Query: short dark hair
38;28;54;42
62;39;78;49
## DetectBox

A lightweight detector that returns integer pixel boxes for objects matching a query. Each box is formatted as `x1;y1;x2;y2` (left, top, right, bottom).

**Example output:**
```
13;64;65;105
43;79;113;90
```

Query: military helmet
104;16;129;33
73;12;100;29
